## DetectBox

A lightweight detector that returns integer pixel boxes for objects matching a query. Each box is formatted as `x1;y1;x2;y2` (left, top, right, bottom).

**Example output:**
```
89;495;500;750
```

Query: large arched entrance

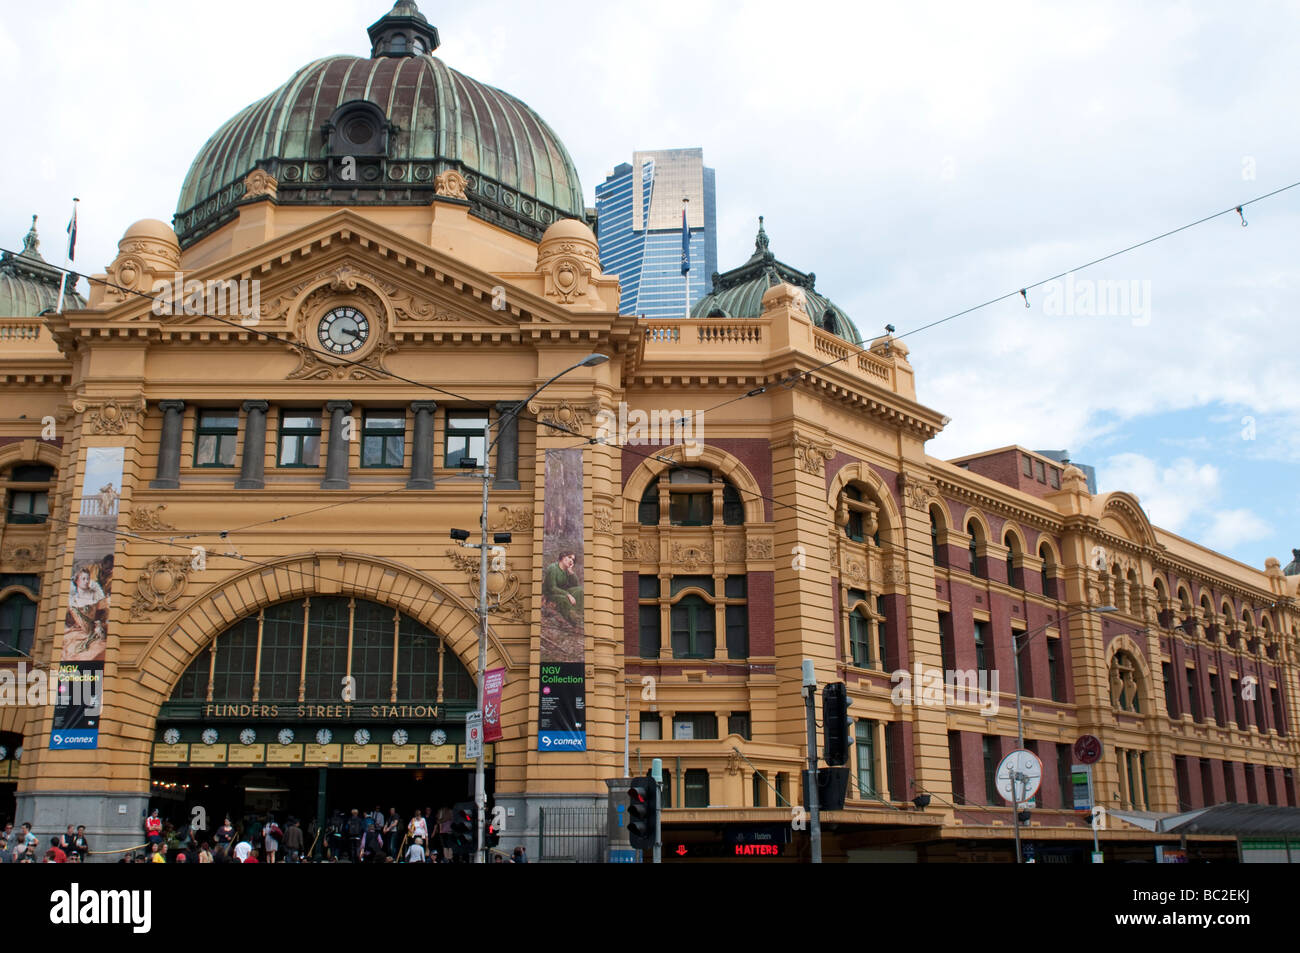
149;595;488;859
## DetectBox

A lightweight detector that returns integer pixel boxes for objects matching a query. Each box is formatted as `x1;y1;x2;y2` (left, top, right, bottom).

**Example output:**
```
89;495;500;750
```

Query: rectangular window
1048;467;1060;489
1034;460;1046;482
1022;454;1033;477
1185;668;1201;721
849;609;871;668
982;736;1000;805
257;602;303;703
1046;637;1062;702
194;409;238;467
684;769;710;808
639;712;661;740
876;596;889;671
278;413;321;467
1174;756;1192;810
725;576;748;660
0;593;37;657
1209;673;1224;726
752;771;766;807
1165;663;1179;718
973;620;988;673
1245;765;1258;803
884;722;903;799
948;731;965;804
361;410;405;468
1056;743;1072;808
670;576;714;596
672;712;718;740
670;598;715;659
1231;676;1246;727
1224;762;1238;802
445;409;488;468
669;491;712;526
1200;759;1216;807
774;772;787;808
661;769;672;808
1140;752;1150;810
856;720;876;798
938;611;954;670
1271;687;1286;737
727;712;751;740
638;575;660;659
6;490;49;524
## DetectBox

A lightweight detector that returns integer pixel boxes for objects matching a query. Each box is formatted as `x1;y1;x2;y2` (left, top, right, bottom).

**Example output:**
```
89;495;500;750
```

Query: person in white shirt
406;837;426;863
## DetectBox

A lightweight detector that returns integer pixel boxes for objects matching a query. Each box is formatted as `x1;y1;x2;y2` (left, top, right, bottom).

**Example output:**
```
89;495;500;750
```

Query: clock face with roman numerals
317;306;370;355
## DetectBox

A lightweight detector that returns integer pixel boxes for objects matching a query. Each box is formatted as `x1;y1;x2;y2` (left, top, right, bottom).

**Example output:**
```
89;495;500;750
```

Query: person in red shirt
145;809;163;847
46;838;67;863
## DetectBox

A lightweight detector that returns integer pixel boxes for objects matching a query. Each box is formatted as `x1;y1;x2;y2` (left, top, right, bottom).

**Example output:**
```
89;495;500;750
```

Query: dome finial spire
755;215;769;253
21;215;41;258
368;0;439;58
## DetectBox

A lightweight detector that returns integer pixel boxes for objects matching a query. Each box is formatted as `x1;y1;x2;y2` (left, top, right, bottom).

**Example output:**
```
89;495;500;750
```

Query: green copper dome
0;217;85;316
692;218;862;344
174;2;584;246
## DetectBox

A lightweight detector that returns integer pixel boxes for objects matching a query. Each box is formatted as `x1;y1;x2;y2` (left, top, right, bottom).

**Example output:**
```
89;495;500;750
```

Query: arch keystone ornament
72;396;147;435
130;556;192;619
434;169;469;199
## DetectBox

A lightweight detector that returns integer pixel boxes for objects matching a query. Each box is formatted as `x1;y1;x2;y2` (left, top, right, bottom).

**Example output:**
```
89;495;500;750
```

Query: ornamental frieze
1;542;45;570
623;538;640;561
490;506;533;533
128;505;177;533
790;433;835;475
746;537;773;560
899;473;942;512
671;543;711;572
446;547;526;622
528;399;601;438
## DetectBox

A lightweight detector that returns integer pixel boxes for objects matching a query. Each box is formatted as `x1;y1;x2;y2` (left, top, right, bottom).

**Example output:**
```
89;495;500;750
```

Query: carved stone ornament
671;543;711;572
242;169;279;201
843;556;869;588
528;399;600;438
882;561;905;586
724;539;745;563
446;547;526;622
536;238;601;305
623;538;640;560
128;504;176;533
73;396;147;435
594;506;614;537
1;542;45;570
790;433;834;475
639;539;657;562
130;555;191;619
490;506;533;533
899;473;941;512
746;537;773;560
434;169;469;200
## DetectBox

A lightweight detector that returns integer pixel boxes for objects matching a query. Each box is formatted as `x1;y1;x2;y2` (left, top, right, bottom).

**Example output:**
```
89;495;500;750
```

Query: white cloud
1201;509;1273;551
1096;453;1220;533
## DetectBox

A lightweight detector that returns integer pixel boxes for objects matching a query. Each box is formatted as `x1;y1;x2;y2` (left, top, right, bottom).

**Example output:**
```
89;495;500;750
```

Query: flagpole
56;197;78;315
682;196;690;320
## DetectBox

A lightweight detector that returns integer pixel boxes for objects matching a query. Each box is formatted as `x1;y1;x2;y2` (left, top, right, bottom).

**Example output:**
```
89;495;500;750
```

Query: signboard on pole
465;710;483;759
483;668;505;742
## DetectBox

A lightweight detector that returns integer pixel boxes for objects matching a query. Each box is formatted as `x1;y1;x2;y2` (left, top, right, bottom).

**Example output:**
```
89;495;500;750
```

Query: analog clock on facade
316;306;370;355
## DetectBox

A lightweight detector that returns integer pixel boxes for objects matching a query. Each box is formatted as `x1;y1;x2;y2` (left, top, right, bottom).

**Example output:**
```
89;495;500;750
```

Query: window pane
638;605;660;658
282;415;319;430
684;769;709;808
722;483;744;525
724;576;746;599
725;605;747;659
301;434;321;467
362;437;383;467
669;467;711;485
671;576;713;596
639;575;659;598
639;713;661;740
364;413;404;430
258;602;303;703
727;712;751;739
638;481;660;525
199;411;238;429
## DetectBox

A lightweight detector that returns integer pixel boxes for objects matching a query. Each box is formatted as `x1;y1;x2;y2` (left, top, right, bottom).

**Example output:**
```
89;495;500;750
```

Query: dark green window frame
849;607;871;668
5;490;48;524
672;712;718;740
684;769;710;807
638;577;661;660
982;736;1000;805
727;712;751;740
856;720;876;797
0;592;37;657
445;409;488;468
1047;637;1062;702
361;410;406;469
974;620;988;673
844;485;865;542
670;595;715;659
194;409;239;468
278;412;322;468
876;596;889;670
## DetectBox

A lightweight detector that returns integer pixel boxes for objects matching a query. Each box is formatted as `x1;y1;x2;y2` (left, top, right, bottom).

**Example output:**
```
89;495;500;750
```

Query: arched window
390;33;407;52
1039;543;1056;599
0;591;37;657
930;505;945;566
638;470;745;527
967;520;983;578
1004;533;1020;588
659;576;748;660
1109;651;1143;713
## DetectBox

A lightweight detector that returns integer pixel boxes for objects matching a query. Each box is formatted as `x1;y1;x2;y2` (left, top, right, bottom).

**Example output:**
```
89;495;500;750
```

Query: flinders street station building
0;1;1297;862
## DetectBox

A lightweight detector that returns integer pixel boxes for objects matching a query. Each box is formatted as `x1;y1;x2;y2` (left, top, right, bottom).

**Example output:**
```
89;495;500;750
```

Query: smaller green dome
0;216;85;316
691;217;861;344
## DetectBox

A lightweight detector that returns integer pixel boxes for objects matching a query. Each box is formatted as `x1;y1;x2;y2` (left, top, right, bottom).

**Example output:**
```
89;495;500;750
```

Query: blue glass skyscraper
595;148;717;320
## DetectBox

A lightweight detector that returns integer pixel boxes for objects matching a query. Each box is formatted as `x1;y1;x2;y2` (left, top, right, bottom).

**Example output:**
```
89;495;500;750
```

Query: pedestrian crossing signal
626;777;658;852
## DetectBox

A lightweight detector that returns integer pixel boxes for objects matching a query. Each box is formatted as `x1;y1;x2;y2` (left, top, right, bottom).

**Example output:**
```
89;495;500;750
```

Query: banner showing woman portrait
60;447;124;663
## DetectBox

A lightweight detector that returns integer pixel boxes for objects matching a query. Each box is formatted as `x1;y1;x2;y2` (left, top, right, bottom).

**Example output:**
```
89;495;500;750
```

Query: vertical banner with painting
50;447;122;750
537;448;586;752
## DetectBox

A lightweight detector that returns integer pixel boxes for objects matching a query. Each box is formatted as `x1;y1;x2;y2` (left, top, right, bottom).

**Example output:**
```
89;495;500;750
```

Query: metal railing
537;807;607;863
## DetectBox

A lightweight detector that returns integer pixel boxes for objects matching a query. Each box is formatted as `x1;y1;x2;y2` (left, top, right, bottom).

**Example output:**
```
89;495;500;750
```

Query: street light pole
1009;603;1117;863
465;353;609;863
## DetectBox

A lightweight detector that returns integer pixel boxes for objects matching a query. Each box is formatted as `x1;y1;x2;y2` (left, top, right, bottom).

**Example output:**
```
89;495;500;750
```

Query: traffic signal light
485;813;501;849
450;801;476;854
626;776;658;852
822;682;854;766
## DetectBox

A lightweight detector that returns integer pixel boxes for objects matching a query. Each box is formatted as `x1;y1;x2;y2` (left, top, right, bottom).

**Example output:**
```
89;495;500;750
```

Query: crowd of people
2;806;528;864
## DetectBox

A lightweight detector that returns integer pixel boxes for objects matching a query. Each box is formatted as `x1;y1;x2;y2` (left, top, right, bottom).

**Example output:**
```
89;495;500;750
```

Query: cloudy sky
2;0;1296;572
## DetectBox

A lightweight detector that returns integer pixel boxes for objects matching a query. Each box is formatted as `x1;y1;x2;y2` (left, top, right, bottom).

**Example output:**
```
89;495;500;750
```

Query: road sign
466;710;483;759
1072;734;1102;764
995;748;1043;804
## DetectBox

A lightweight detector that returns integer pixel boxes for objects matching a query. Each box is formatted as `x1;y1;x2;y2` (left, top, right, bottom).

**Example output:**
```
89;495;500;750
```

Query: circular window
343;116;376;145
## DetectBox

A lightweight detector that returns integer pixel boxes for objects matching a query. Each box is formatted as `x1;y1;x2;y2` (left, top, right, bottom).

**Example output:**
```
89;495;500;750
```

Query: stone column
406;400;437;489
149;400;185;488
321;400;352;490
493;401;521;489
234;400;269;489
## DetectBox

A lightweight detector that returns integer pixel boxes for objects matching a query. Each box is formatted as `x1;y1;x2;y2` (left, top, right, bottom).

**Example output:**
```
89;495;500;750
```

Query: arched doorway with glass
151;595;485;859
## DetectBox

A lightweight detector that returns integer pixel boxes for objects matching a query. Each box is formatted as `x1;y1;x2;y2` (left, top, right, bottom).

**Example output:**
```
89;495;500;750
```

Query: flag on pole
66;200;78;261
680;207;690;276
